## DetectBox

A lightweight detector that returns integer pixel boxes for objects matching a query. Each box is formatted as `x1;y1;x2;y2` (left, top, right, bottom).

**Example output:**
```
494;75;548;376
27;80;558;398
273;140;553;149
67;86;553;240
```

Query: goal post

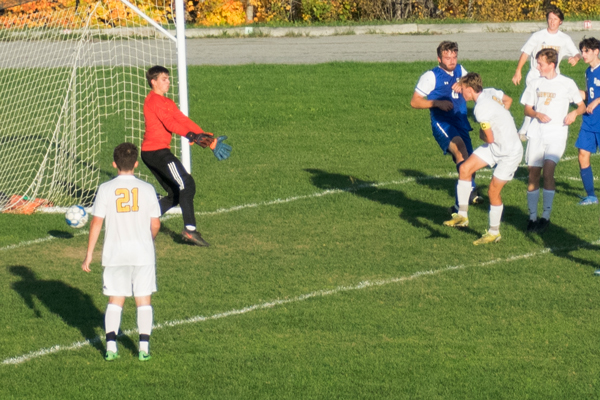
0;0;190;214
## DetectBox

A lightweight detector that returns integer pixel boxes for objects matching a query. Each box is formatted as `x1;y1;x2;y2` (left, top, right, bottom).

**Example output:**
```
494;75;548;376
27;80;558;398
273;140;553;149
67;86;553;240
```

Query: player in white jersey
521;48;585;233
82;143;161;362
512;6;581;137
444;73;523;245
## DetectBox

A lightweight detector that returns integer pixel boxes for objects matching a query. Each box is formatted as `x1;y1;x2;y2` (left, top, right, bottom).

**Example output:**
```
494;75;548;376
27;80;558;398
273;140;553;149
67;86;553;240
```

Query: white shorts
473;145;523;182
103;265;157;297
525;133;567;167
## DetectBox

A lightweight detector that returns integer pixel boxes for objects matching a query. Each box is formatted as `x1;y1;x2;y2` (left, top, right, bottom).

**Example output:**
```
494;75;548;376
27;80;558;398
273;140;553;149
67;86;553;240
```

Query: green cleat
473;231;501;246
443;213;469;228
104;351;120;361
139;351;152;362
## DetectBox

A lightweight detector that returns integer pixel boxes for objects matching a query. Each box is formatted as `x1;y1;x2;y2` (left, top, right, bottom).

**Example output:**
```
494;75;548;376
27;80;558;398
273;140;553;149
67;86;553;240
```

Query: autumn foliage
0;0;598;27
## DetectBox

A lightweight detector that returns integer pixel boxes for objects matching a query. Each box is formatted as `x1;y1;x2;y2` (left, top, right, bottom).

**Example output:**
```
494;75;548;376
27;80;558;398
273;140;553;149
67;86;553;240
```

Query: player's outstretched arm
410;92;453;111
512;52;529;85
82;216;103;272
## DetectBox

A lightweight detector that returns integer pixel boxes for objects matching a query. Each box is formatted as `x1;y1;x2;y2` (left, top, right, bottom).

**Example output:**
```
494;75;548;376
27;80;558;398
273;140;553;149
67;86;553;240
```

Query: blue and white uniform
415;65;473;155
576;64;600;152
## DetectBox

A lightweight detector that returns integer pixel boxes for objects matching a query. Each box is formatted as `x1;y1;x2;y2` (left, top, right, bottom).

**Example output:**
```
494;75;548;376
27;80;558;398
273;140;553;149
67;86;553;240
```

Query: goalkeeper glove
210;136;232;161
185;132;214;148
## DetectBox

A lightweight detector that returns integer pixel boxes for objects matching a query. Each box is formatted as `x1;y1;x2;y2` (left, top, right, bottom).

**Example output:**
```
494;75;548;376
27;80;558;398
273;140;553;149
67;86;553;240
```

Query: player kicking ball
443;73;523;245
522;48;585;233
82;143;161;361
575;37;600;206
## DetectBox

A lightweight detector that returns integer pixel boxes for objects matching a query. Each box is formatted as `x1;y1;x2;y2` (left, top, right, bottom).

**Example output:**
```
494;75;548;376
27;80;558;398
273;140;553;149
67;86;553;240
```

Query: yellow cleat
443;213;469;227
473;231;501;246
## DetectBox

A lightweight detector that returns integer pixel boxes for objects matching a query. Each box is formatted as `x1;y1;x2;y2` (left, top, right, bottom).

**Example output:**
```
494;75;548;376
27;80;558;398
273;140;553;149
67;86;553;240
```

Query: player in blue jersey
411;41;479;211
575;37;600;206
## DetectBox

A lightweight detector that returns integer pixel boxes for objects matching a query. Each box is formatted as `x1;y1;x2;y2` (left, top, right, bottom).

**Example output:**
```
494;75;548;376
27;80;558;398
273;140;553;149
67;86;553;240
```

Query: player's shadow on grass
8;266;137;355
399;169;600;270
305;168;477;239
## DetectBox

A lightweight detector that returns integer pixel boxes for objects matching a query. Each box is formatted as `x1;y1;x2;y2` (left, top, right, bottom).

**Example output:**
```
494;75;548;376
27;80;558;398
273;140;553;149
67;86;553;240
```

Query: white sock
542;189;555;220
527;190;539;221
137;305;153;353
185;225;196;231
489;204;503;235
456;180;472;217
105;304;122;353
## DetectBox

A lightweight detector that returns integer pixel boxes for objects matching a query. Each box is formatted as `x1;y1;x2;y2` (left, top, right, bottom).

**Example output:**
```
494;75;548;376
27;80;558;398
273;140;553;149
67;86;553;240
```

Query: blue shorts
575;128;600;153
431;121;473;156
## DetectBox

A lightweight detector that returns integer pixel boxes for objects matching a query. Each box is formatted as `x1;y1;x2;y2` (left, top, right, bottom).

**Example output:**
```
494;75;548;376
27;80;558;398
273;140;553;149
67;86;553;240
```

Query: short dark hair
580;37;600;52
546;6;564;21
437;41;458;58
146;65;169;88
536;48;558;67
459;72;483;93
113;143;138;171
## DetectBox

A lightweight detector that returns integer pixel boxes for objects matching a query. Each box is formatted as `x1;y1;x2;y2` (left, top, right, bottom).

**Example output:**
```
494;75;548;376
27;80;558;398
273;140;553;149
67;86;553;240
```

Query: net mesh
0;0;180;212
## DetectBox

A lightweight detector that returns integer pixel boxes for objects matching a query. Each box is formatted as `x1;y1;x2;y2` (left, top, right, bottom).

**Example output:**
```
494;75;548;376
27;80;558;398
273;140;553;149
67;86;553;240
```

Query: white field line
0;170;593;253
4;239;596;366
0;174;453;252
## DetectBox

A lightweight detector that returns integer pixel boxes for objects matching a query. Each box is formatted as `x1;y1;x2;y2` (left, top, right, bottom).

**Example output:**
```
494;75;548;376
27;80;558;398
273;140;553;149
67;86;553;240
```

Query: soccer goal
0;0;190;213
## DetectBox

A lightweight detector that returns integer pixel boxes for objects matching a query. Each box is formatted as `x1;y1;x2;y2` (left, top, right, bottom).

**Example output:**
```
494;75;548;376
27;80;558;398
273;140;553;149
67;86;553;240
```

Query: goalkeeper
141;65;231;247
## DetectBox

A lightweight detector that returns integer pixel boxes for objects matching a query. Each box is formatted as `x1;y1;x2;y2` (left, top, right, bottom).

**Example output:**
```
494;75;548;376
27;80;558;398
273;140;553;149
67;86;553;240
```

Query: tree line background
0;0;598;28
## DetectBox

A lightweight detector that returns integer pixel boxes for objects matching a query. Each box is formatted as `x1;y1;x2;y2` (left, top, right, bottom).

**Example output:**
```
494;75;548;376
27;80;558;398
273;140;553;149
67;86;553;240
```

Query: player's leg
537;136;567;233
103;266;132;361
527;166;542;230
141;149;180;214
135;296;153;361
575;129;598;205
525;137;544;231
536;159;558;233
473;176;508;245
444;153;487;228
132;265;156;361
105;297;124;360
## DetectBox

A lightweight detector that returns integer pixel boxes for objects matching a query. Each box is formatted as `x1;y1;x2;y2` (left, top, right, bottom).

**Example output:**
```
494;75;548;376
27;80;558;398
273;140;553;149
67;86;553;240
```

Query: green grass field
2;60;600;399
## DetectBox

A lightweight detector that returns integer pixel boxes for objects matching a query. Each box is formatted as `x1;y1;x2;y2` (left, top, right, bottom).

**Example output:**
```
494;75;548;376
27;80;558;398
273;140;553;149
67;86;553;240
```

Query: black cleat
526;219;537;233
469;188;483;205
535;218;550;234
182;229;210;247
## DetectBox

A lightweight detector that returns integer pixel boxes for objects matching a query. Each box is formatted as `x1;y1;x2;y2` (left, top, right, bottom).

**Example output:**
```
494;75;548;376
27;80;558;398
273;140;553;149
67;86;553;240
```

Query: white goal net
0;0;181;213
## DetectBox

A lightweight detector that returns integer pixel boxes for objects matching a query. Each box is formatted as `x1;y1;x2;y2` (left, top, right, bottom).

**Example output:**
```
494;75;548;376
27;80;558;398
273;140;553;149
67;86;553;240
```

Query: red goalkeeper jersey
142;91;203;152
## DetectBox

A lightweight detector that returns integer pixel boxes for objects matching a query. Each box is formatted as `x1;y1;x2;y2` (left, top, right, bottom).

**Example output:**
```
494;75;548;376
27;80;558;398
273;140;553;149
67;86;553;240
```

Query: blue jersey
582;65;600;132
415;64;472;133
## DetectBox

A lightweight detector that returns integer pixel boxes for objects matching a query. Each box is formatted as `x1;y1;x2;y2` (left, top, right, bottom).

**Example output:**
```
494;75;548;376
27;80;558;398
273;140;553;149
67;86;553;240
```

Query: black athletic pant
141;148;196;228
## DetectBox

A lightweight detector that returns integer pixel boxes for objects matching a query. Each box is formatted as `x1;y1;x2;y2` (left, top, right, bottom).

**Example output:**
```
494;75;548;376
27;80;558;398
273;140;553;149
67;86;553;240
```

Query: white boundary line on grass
0;171;591;253
5;239;594;366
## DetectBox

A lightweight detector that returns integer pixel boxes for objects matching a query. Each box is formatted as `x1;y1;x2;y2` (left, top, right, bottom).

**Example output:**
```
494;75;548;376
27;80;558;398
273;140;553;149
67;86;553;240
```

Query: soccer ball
65;205;89;228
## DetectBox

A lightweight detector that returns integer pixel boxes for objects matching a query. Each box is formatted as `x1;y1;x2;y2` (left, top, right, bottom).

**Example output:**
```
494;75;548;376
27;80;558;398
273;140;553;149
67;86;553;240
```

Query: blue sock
581;166;595;197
